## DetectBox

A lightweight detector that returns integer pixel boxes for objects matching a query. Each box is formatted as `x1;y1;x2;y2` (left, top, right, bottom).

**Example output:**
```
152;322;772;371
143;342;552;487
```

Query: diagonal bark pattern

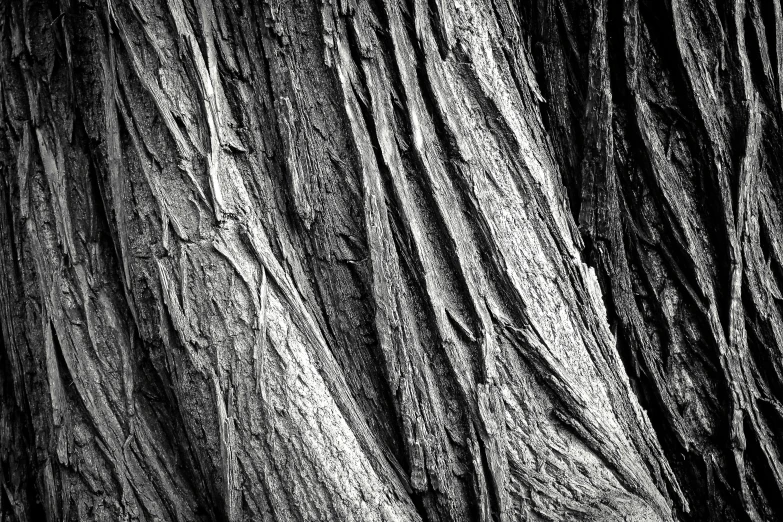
1;0;782;521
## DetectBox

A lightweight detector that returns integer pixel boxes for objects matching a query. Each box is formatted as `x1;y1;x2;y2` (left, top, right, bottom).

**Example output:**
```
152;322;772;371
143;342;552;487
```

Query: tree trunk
2;0;782;520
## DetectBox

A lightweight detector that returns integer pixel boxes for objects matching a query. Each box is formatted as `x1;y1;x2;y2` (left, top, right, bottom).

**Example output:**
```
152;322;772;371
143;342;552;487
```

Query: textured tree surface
2;0;783;520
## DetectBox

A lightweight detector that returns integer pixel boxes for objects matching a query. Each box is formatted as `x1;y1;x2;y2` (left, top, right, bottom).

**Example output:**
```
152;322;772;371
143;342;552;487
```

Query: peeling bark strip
3;0;783;520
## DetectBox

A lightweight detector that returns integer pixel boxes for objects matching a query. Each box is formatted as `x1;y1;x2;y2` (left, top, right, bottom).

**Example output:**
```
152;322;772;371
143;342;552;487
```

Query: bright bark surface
2;0;782;521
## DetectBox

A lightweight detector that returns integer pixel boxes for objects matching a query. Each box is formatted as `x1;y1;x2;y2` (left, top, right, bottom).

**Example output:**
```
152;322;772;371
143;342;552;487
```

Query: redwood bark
1;0;782;521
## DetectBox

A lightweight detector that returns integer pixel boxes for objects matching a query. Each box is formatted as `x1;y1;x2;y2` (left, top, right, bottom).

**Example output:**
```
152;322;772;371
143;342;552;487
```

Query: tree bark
1;0;782;520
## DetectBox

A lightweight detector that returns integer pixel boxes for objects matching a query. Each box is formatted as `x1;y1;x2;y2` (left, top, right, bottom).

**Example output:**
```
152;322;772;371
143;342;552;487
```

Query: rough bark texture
2;0;783;520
